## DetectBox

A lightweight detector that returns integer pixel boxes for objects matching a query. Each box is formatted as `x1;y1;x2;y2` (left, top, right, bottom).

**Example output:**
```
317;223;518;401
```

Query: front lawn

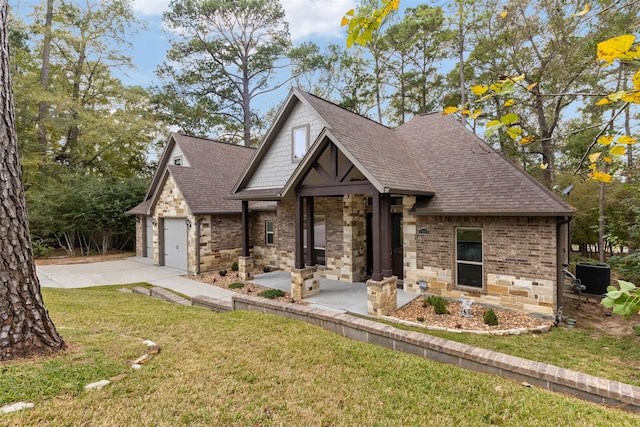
1;287;639;425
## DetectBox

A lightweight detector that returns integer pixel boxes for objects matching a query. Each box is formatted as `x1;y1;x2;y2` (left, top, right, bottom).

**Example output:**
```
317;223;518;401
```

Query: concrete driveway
37;257;237;301
38;257;417;316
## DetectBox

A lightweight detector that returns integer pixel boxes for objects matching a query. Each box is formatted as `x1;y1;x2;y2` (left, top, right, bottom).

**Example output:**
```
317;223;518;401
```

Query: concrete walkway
38;258;418;316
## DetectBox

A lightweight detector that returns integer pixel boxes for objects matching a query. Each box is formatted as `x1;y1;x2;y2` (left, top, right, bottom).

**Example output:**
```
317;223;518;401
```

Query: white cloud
283;0;355;41
132;0;170;16
132;0;355;41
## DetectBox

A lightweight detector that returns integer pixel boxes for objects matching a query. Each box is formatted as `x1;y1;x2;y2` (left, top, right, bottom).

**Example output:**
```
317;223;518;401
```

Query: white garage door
163;218;188;271
145;217;153;258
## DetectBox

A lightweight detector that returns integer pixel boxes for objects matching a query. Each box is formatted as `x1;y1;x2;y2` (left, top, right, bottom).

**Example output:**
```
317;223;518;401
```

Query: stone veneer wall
337;194;366;282
135;217;144;257
250;211;280;267
403;210;558;318
195;214;244;273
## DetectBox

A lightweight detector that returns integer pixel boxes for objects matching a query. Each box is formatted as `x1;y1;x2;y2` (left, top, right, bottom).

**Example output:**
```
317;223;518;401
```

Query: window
173;156;182;166
456;228;483;288
265;220;274;245
292;125;309;162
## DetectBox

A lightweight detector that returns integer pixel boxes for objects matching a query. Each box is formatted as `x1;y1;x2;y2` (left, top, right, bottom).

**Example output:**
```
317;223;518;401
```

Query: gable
245;100;325;190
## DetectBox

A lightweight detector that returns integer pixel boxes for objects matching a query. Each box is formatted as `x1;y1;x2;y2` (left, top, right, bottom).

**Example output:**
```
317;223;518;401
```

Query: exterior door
163;218;188;271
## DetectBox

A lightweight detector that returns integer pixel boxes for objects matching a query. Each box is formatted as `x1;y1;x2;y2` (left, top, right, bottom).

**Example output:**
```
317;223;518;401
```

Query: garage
162;218;188;271
145;216;153;258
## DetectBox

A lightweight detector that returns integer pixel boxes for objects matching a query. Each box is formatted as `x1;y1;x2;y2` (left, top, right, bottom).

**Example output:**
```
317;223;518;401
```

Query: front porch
250;270;416;317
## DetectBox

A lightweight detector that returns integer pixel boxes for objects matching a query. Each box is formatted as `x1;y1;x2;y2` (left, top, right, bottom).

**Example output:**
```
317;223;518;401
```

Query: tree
0;0;65;361
158;0;312;146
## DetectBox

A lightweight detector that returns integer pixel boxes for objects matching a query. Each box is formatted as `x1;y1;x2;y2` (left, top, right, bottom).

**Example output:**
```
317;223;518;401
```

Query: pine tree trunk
0;0;65;361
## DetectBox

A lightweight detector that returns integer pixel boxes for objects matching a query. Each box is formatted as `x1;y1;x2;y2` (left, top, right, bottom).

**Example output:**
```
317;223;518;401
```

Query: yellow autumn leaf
597;135;614;145
506;126;522;140
621;91;640;104
590;170;613;183
499;9;507;18
471;85;488;96
519;136;535;145
588;163;597;170
510;74;525;82
589;152;601;163
540;163;548;170
504;99;515;107
618;135;637;145
443;106;459;115
633;69;640;90
571;3;591;17
595;97;612;105
525;82;537;91
461;109;471;116
597;35;636;66
469;109;482;120
610;145;626;156
602;156;612;163
341;16;349;27
391;0;400;9
345;8;355;16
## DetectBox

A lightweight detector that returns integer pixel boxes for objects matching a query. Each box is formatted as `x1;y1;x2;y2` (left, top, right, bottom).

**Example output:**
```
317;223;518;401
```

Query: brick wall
404;214;558;318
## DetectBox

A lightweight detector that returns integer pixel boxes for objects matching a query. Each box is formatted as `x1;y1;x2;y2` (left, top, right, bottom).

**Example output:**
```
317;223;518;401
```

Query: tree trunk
0;0;65;361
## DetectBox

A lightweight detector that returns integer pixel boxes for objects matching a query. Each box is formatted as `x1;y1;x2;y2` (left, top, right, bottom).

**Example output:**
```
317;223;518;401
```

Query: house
227;88;574;320
127;133;273;275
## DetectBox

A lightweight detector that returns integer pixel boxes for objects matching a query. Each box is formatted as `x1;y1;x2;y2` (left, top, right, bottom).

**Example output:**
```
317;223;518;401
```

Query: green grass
1;287;639;426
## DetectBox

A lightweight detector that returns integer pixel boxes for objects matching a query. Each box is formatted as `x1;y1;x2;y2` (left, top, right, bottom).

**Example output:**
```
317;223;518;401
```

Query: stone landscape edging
381;315;552;335
225;293;640;413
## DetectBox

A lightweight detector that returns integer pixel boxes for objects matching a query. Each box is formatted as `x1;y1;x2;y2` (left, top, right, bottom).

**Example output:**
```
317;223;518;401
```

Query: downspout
556;216;572;324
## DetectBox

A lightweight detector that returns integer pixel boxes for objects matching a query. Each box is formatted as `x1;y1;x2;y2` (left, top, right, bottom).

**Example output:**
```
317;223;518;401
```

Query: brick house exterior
228;88;574;320
128;134;273;275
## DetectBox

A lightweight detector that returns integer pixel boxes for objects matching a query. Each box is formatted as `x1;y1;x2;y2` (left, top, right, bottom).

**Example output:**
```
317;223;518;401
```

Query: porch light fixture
418;280;427;292
185;219;192;227
136;217;141;223
151;217;157;226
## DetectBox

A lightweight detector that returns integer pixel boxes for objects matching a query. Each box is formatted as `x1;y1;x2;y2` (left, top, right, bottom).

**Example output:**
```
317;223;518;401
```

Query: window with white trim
265;220;274;245
173;156;183;166
456;228;483;288
292;125;309;162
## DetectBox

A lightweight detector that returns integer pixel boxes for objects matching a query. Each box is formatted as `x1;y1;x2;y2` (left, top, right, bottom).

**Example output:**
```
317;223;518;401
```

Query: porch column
241;201;250;257
292;193;319;298
294;194;304;269
381;193;393;278
239;200;253;280
371;192;382;281
305;196;315;267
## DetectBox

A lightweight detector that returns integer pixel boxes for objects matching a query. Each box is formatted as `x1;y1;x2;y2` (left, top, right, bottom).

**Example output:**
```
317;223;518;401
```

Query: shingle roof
396;113;574;216
231;88;574;217
295;90;434;195
128;133;275;215
167;134;257;214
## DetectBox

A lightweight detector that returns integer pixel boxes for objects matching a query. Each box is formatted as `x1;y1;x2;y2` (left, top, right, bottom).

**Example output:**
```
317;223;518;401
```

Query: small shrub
484;308;499;326
422;297;428;308
258;289;285;299
32;241;54;258
231;261;239;272
416;317;425;323
229;282;244;289
263;265;272;273
609;253;640;284
633;325;640;337
219;269;227;277
426;295;448;315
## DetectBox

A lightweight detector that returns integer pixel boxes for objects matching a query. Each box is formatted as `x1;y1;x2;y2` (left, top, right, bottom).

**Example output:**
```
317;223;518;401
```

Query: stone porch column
291;266;320;300
367;275;398;316
238;256;254;281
